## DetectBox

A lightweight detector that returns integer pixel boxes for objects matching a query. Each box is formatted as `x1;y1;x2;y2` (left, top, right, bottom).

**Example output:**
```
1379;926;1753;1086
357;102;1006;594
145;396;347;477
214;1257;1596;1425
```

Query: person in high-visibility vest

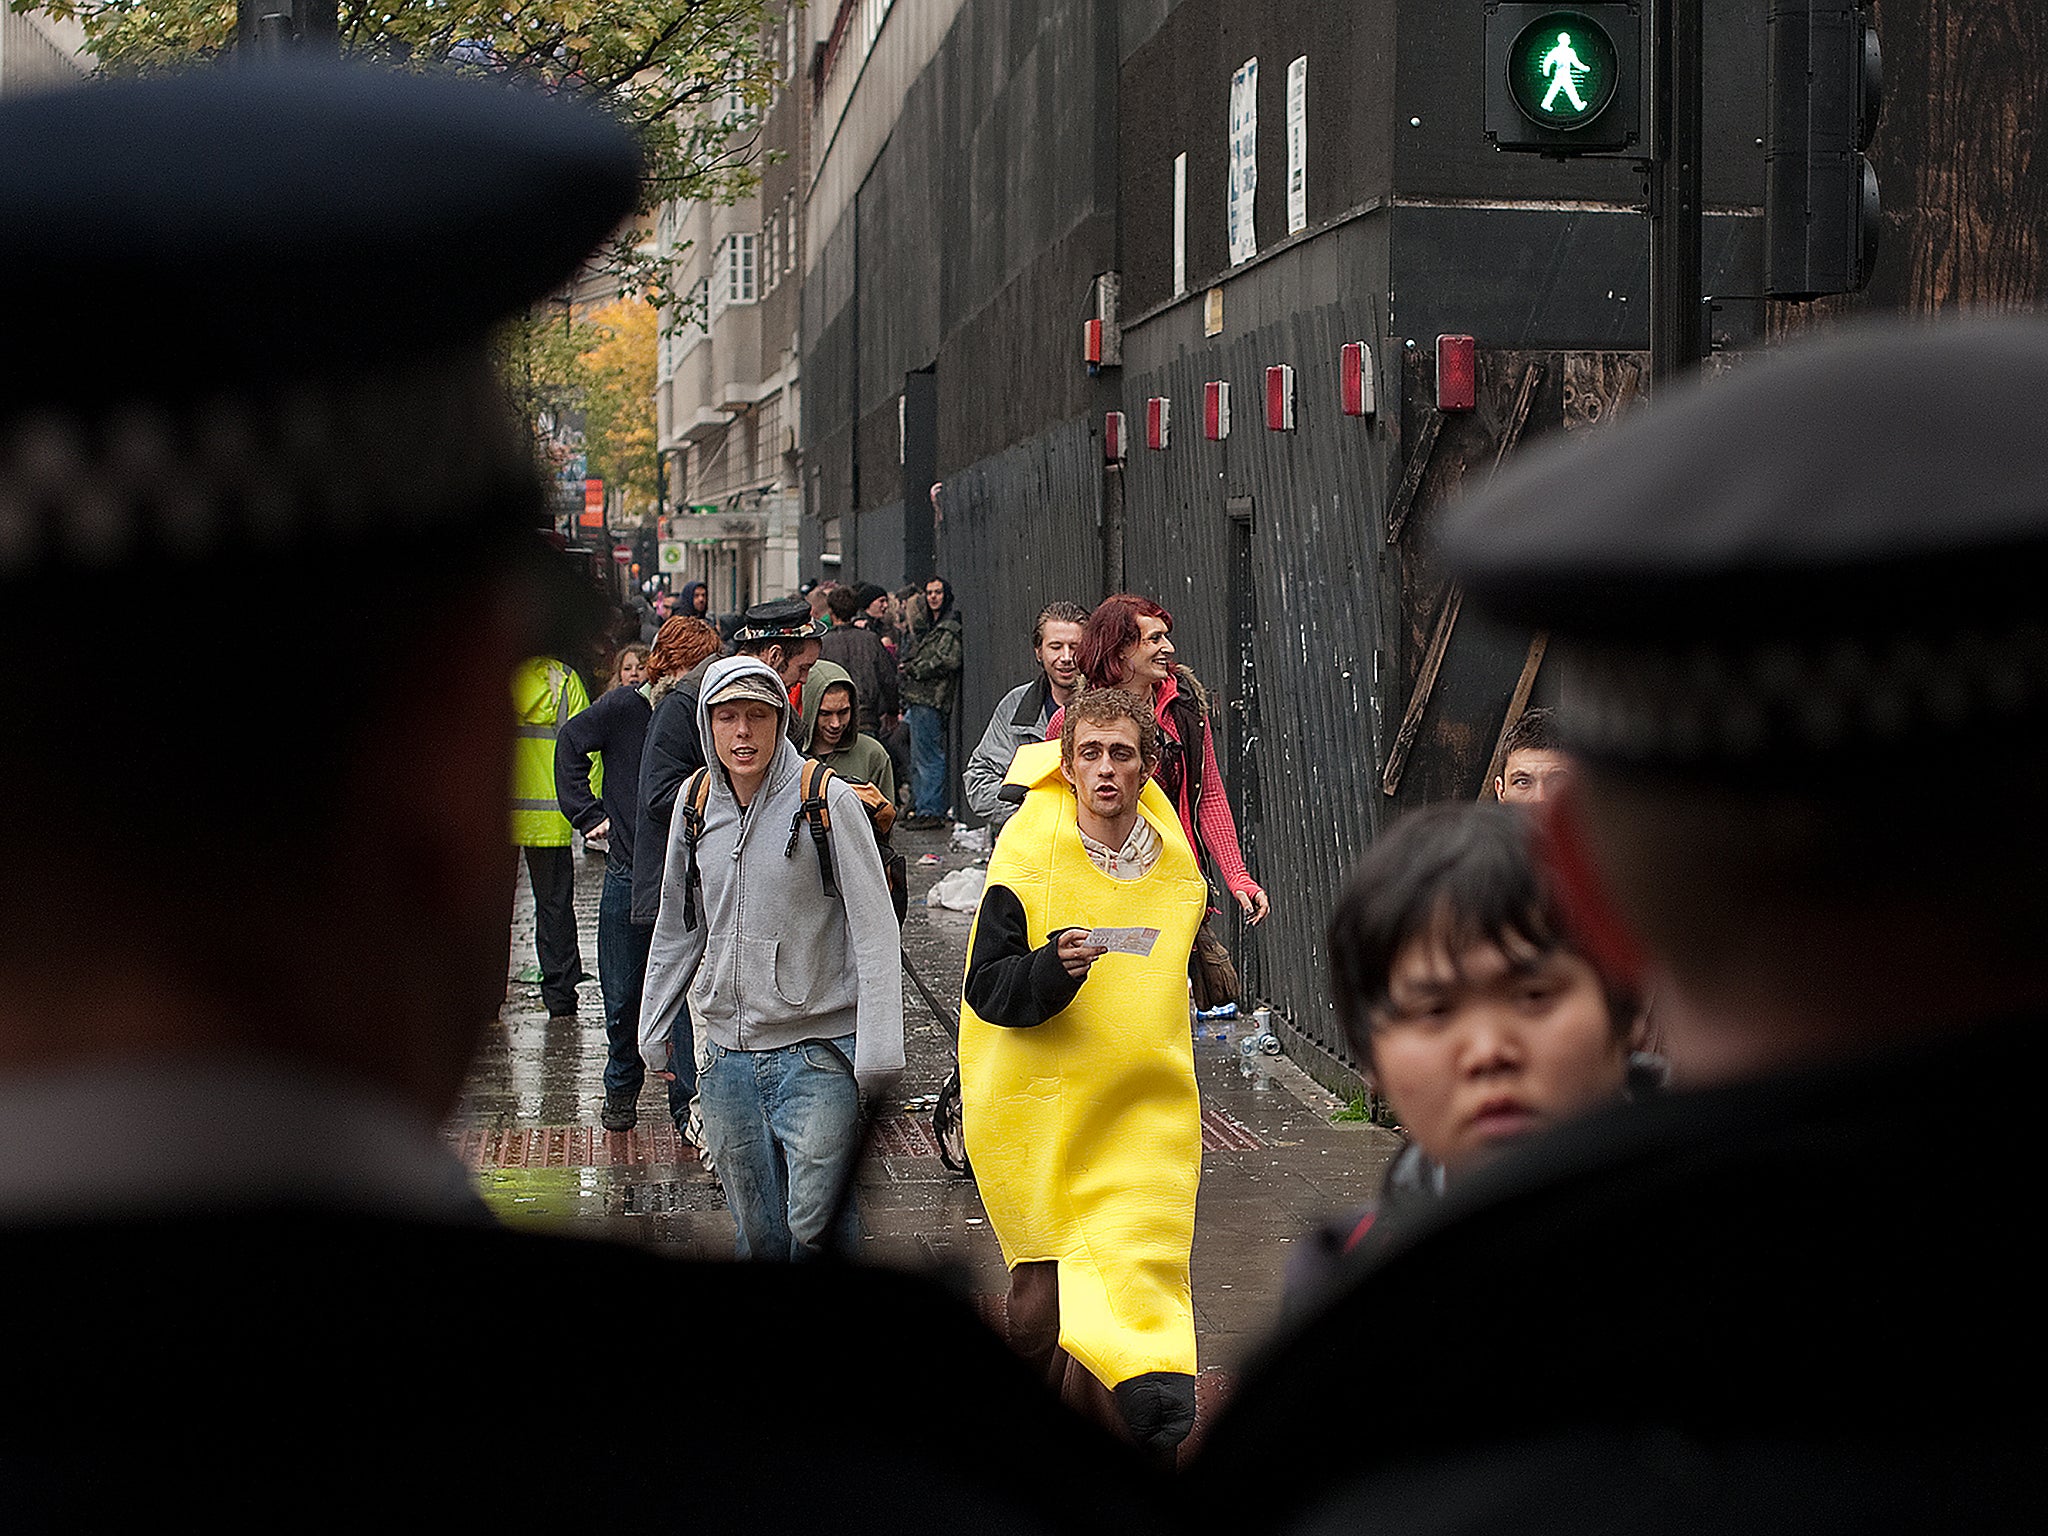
512;655;591;1022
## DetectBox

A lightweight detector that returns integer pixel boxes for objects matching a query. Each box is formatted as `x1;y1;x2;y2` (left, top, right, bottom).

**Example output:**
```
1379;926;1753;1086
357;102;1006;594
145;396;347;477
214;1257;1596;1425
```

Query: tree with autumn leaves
578;299;661;521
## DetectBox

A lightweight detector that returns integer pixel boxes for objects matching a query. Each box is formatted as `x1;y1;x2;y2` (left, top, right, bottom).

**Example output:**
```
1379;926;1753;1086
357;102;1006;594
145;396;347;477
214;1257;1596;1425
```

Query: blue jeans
598;867;694;1113
698;1035;863;1260
907;704;949;817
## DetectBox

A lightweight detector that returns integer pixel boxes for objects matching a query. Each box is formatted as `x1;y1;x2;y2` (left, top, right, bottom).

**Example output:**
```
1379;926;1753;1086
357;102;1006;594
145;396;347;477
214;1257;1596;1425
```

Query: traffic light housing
1766;0;1883;298
1484;4;1646;155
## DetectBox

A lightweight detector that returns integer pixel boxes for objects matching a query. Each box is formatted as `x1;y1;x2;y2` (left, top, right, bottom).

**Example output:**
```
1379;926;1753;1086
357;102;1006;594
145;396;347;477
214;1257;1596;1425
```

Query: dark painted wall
1393;1;1766;204
1114;220;1398;1081
1119;2;1394;317
936;412;1106;808
802;0;1124;577
804;208;859;533
801;0;2048;1094
1391;206;1765;350
1774;0;2048;322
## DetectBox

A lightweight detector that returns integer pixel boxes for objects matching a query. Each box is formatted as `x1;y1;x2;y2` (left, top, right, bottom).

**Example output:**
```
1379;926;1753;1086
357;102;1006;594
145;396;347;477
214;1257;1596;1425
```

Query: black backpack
677;761;907;929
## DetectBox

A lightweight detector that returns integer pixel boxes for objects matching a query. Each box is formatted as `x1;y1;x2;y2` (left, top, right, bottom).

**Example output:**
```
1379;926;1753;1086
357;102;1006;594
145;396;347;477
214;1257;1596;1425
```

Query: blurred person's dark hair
1327;803;1632;1065
1502;706;1559;759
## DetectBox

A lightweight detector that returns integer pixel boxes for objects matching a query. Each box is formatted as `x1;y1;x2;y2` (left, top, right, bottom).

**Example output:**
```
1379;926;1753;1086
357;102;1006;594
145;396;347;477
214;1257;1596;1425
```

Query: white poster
1287;55;1308;236
1227;58;1259;266
1173;152;1188;296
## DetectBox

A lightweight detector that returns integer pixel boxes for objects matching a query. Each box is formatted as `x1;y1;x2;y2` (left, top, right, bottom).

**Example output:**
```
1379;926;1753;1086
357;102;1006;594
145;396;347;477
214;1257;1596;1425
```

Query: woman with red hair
1050;595;1269;933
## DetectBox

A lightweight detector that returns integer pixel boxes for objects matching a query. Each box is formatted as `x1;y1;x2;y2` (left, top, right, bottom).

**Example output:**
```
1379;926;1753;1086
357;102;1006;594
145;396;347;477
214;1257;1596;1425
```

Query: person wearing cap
0;62;1186;1531
732;594;826;737
634;600;816;945
639;655;905;1259
1190;321;2048;1533
512;653;591;1022
854;582;897;644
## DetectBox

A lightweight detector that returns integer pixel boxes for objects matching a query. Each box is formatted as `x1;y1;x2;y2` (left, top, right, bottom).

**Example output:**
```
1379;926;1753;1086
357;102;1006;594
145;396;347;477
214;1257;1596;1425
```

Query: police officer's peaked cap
0;63;640;580
1444;321;2048;770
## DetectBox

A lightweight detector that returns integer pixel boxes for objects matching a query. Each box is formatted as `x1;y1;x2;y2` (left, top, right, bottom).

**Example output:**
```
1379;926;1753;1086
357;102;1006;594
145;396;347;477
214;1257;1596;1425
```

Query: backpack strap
679;767;711;930
787;759;840;900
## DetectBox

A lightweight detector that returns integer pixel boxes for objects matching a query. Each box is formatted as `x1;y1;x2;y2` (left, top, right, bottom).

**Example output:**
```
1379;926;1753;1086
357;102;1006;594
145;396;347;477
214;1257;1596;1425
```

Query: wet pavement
462;820;1401;1387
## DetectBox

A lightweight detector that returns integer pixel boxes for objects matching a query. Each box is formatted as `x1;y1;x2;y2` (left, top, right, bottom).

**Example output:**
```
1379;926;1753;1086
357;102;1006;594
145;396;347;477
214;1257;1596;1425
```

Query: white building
654;31;807;616
1;6;88;96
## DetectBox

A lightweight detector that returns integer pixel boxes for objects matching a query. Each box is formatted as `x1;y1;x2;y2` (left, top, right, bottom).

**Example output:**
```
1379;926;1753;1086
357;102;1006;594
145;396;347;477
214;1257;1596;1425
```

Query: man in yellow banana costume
959;687;1208;1463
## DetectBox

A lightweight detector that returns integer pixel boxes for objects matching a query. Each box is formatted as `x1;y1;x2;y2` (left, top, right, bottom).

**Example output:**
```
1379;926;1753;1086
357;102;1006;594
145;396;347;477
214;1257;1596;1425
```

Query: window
762;215;779;293
729;233;757;305
708;235;756;322
783;192;797;275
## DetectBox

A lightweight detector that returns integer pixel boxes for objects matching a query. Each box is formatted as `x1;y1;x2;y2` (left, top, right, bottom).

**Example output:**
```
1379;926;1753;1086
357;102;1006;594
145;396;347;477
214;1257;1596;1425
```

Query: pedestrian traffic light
1484;4;1645;155
1766;0;1883;298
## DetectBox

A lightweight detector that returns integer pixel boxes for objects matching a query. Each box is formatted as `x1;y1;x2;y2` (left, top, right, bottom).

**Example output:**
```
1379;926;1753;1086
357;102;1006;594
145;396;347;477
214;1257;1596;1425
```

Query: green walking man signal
1538;32;1592;115
1484;4;1643;155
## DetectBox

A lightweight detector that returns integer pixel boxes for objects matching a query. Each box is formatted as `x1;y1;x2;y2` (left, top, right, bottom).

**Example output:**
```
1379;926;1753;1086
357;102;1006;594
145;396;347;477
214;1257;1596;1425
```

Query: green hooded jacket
800;660;897;804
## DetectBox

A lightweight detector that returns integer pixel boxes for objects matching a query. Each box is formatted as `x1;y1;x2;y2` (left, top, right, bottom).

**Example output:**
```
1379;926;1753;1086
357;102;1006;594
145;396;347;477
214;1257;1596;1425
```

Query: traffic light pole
1648;0;1705;382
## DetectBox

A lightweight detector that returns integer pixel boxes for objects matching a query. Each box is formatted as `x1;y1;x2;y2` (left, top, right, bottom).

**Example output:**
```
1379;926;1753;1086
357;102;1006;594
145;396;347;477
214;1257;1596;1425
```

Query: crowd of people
9;56;2045;1531
526;576;1269;1302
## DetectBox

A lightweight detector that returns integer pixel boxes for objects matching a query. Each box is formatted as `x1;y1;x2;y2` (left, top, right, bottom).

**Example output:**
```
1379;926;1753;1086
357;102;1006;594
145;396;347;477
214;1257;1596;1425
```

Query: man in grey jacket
639;655;905;1259
962;601;1089;831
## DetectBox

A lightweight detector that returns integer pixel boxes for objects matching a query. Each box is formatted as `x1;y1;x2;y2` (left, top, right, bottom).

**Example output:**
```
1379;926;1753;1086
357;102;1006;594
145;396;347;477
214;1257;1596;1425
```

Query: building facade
1;6;87;96
654;13;809;615
674;0;2048;1092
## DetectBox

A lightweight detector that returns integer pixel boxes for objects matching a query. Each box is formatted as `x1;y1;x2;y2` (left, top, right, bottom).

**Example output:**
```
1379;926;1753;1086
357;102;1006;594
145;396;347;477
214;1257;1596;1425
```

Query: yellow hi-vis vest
510;657;590;848
959;740;1208;1387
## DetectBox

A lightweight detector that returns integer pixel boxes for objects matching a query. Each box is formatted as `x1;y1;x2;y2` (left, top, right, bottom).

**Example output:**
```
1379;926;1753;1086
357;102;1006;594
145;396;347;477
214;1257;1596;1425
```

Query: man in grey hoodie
639;655;905;1259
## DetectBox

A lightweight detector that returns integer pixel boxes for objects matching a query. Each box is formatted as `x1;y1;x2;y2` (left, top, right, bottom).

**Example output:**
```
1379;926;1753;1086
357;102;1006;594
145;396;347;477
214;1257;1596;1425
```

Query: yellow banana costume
959;740;1208;1388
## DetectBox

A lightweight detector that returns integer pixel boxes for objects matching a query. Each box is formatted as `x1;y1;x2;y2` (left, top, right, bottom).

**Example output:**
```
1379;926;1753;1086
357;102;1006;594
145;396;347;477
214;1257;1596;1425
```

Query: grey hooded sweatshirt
637;655;905;1089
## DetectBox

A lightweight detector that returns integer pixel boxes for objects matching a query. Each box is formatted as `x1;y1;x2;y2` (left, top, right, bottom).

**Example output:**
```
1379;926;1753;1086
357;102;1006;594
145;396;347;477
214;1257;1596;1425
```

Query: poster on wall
1287;56;1308;236
1227;57;1259;266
